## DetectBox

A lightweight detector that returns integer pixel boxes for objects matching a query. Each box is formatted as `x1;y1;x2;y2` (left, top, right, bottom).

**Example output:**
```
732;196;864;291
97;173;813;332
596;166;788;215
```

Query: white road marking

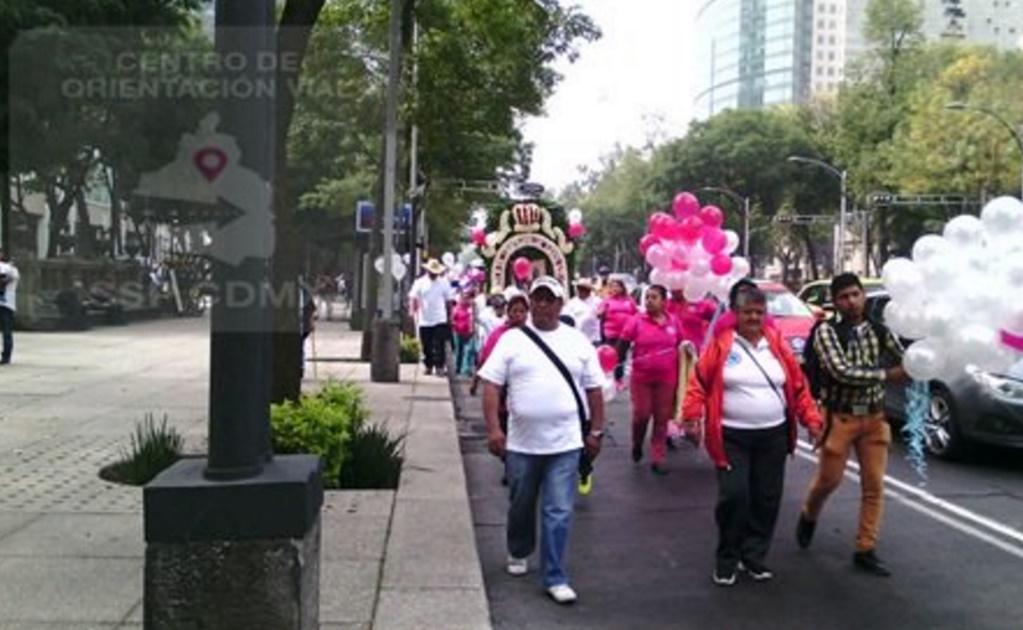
795;441;1023;559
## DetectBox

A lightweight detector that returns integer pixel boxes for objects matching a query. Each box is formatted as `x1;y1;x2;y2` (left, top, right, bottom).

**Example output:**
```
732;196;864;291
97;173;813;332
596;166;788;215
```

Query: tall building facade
697;0;1023;116
694;0;815;118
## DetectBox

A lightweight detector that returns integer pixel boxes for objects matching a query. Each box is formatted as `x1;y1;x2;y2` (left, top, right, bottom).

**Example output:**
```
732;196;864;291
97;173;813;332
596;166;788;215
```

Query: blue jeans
505;449;580;587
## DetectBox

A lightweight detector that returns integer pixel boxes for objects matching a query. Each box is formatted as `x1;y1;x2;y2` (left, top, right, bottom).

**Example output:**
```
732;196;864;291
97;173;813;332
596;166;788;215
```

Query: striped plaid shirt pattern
813;319;903;410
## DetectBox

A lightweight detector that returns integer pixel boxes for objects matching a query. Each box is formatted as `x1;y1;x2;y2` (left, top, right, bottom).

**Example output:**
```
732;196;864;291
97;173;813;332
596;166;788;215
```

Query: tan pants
802;411;891;552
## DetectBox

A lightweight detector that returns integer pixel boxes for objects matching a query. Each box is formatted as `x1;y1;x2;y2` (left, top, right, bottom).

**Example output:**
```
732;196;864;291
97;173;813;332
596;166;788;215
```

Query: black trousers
715;423;789;568
0;306;12;363
418;323;450;370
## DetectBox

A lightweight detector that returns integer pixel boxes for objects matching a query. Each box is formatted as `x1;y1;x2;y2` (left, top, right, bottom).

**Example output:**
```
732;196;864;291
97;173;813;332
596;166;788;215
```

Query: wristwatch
588;430;604;440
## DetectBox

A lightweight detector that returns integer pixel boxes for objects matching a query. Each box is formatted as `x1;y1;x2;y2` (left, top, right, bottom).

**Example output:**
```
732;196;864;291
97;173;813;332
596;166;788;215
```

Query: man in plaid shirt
795;273;908;577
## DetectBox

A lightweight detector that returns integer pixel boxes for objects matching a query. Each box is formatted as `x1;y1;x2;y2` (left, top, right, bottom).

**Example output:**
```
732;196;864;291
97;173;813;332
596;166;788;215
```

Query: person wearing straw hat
408;258;455;375
564;278;600;345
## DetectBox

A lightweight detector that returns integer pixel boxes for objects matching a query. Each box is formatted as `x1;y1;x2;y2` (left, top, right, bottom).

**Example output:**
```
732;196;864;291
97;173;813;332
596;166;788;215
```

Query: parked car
798;277;885;316
869;292;1023;459
753;279;819;358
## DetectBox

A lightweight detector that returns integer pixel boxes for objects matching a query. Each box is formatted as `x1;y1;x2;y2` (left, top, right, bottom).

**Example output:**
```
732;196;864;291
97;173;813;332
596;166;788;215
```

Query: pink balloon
710;254;734;276
638;233;659;254
645;243;672;270
568;222;585;238
701;228;728;254
678;216;704;243
672;192;700;220
470;228;486;246
699;205;724;228
648;212;675;239
597;344;619;373
513;257;532;281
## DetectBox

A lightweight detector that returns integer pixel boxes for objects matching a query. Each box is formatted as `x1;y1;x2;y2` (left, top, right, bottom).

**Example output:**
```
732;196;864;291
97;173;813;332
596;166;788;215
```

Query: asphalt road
454;376;1023;630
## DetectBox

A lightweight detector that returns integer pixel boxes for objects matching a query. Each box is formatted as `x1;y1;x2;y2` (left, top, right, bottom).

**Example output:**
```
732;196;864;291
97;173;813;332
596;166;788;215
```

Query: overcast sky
521;0;700;192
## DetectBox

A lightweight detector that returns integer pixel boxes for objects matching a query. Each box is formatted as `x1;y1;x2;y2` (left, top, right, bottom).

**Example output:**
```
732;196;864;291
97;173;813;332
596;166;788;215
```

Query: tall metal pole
380;0;402;320
742;196;750;259
838;169;847;274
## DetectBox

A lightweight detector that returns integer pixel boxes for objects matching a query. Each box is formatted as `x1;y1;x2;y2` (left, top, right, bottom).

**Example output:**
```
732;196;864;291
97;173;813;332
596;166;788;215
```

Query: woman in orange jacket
683;285;823;587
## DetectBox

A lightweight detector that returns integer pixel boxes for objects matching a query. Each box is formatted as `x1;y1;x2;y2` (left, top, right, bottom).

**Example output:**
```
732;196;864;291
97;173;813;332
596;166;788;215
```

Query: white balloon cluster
882;196;1023;381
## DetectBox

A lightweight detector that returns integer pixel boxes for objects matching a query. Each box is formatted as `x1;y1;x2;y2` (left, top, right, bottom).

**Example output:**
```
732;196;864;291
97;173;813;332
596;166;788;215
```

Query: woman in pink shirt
665;289;718;353
596;279;638;383
619;284;685;475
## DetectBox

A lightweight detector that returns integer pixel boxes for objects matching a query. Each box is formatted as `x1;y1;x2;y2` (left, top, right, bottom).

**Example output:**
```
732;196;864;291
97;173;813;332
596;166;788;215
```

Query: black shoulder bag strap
518;326;589;435
736;338;786;409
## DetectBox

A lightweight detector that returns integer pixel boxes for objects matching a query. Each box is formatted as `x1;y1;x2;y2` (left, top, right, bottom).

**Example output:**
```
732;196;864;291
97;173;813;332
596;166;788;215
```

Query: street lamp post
945;102;1023;200
696;186;751;259
787;156;848;274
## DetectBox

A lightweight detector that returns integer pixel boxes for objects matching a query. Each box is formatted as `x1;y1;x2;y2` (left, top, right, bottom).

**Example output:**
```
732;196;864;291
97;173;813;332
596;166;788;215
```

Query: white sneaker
506;556;528;576
546;583;577;604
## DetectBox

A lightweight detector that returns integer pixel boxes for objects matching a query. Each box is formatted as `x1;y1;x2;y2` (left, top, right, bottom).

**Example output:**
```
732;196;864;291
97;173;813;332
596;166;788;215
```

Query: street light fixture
787;155;848;273
696;186;751;259
945;102;1023;200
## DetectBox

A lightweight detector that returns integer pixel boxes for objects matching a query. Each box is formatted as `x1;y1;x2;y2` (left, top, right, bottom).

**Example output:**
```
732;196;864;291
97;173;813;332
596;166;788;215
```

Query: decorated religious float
468;199;585;292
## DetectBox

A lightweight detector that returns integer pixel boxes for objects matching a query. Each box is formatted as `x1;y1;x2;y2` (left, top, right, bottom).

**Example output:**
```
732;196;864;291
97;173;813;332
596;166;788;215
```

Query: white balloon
730;257;751;279
881;257;922;303
648;267;669;287
943;214;984;250
910;234;950;264
441;252;456;267
568;208;583;224
903;340;946;381
980;196;1023;238
953;324;999;368
689;256;711;278
722;230;740;255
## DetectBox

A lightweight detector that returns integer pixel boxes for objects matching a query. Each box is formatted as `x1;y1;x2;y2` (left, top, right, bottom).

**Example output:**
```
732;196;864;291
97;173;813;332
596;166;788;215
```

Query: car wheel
923;386;968;460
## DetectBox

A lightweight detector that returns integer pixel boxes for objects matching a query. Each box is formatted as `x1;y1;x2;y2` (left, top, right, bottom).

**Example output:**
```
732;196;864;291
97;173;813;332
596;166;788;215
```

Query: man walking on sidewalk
0;250;19;365
478;276;606;604
796;273;907;576
408;258;454;375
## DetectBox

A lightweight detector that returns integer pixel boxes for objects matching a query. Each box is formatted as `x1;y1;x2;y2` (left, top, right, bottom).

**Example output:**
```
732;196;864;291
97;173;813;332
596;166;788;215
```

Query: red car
753;280;819;359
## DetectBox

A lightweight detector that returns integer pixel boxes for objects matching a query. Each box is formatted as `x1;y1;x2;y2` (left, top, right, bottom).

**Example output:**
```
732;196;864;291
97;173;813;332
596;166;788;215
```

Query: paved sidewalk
0;316;489;629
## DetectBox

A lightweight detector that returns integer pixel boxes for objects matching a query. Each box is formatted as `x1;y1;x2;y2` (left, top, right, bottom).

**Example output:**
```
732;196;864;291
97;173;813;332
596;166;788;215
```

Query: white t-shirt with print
408;275;453;327
478;323;605;455
0;261;19;312
721;335;787;430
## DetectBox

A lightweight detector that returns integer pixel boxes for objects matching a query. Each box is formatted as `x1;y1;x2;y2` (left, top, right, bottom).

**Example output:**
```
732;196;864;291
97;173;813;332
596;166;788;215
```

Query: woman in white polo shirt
683;285;823;587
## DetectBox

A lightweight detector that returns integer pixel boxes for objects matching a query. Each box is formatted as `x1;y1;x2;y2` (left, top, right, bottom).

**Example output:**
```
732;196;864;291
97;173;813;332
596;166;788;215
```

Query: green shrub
271;381;370;487
339;422;405;489
101;413;184;485
399;334;421;364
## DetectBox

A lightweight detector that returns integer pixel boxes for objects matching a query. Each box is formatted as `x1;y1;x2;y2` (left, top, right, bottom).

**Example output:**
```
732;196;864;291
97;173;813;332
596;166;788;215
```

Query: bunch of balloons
641;191;751;301
882;196;1023;381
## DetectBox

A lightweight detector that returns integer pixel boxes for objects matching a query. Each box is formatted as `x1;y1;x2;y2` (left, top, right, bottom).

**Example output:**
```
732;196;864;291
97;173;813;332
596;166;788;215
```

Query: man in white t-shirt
563;278;601;344
478;275;606;605
0;250;19;365
407;258;454;375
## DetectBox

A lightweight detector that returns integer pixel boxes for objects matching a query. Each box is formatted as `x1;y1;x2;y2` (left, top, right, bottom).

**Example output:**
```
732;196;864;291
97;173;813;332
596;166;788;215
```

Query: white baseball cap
529;275;565;299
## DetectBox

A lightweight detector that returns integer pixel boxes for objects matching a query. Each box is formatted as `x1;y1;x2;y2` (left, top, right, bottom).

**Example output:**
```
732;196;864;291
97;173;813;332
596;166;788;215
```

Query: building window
829;35;836;44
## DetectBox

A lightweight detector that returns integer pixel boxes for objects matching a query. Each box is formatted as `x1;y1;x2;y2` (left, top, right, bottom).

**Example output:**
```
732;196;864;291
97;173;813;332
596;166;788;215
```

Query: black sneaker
650;463;669;476
739;559;773;581
796;513;817;549
853;549;891;577
424;366;433;375
712;562;737;587
631;444;643;463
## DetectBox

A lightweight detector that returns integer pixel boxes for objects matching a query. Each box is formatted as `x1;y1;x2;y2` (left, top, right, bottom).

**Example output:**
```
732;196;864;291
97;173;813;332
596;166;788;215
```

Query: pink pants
631;379;676;465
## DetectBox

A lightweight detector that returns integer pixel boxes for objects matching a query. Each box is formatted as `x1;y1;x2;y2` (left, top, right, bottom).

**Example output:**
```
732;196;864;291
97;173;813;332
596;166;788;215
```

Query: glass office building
694;0;814;118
